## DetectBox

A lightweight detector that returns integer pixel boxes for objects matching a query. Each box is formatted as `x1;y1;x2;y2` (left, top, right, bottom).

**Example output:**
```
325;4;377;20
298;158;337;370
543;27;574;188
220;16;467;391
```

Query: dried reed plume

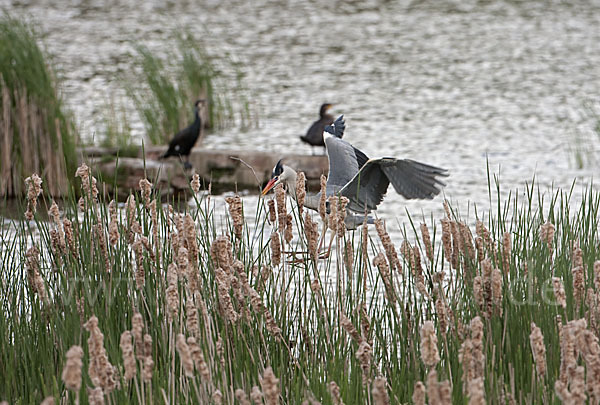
132;238;145;288
120;331;136;381
49;201;66;253
373;253;396;303
24;173;42;220
270;232;281;267
435;297;448;336
275;183;287;231
75;163;98;205
420;320;440;367
215;267;239;323
539;221;555;252
460;222;475;260
63;218;78;258
95;223;110;273
251;386;264;404
328;196;339;232
441;218;452;264
426;370;452;405
296;171;306;214
268;199;276;224
318;174;327;223
166;263;180;320
529;322;546;378
191;173;201;193
475;220;492;250
356;340;372;385
340;312;362;343
83;316;119;393
107;200;119;246
360;302;371;344
210;235;233;271
374;219;402;274
420;223;433;262
328;381;344;405
467;377;485;405
245;279;282;339
25;245;47;303
236;389;251;405
344;242;353;278
176;333;195;377
284;213;293;243
303;212;319;261
61;345;83;392
186;298;200;337
336;196;349;237
372;376;389;405
139;178;152;208
412;381;426;405
40;397;54;405
552;277;567;309
594;260;600;291
573;265;585;308
187;336;211;382
261;366;280;405
226;195;244;239
87;387;103;405
450;221;461;270
213;390;223;404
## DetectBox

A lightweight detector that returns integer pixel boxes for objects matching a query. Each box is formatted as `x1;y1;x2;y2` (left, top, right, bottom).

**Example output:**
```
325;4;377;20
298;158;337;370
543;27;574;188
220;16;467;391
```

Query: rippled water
4;0;600;236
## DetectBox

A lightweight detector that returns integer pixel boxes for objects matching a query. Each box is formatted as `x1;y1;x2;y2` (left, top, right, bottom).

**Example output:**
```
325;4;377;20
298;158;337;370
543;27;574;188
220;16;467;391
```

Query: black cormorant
161;99;207;168
299;103;333;151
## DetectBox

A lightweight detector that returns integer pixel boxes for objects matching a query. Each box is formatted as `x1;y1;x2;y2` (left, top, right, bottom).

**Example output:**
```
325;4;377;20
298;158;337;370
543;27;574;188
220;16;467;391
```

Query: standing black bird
299;103;333;152
160;99;207;168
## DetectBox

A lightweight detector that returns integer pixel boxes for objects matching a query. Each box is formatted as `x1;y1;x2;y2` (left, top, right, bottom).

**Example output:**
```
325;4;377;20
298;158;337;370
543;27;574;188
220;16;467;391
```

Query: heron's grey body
266;115;448;229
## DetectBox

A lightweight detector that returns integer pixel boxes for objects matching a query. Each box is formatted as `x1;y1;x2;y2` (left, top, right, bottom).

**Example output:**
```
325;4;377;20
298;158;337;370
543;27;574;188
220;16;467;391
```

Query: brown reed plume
261;366;280;405
356;340;372;385
502;231;511;274
372;376;389;405
270;232;281;267
373;253;396;303
24;173;42;220
275;183;287;231
25;245;47;303
49;201;66;254
108;200;119;247
420;223;434;262
303;212;319;261
374;219;402;274
267;199;276;224
250;386;264;404
426;370;452;405
191;173;201;193
412;381;426;405
215;267;239;323
87;387;103;405
420;320;440;367
120;331;136;381
187;336;211;382
176;333;195;377
441;218;452;265
296;171;306;214
75;163;98;206
529;322;546;379
539;221;555;253
83;316;119;394
166;263;180;321
139;178;152;208
328;381;344;405
318;174;327;223
226;195;244;239
61;345;84;393
552;277;567;309
340;312;362;344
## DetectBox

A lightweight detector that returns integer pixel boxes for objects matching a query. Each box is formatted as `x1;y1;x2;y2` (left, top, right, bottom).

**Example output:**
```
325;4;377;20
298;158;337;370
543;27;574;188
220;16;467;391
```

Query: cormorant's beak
261;177;278;196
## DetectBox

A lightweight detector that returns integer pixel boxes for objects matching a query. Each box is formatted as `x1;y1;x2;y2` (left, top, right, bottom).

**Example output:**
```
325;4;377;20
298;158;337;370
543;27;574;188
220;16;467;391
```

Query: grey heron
299;103;334;152
160;99;207;169
263;115;448;229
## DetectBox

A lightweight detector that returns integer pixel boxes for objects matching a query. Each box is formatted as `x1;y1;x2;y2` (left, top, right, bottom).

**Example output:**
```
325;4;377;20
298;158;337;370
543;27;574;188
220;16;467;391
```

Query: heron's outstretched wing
339;158;448;212
380;159;448;199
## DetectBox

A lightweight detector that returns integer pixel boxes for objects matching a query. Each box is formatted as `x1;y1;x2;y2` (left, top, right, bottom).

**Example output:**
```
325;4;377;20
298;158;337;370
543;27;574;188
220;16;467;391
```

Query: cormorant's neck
319;106;329;118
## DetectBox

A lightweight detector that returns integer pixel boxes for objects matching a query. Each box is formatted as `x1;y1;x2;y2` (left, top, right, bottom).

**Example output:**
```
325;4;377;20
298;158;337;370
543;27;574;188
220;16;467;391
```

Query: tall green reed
1;165;600;404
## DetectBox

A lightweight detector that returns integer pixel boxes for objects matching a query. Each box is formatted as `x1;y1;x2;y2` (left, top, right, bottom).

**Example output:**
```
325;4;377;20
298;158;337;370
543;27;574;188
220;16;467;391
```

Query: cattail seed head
226;195;244;239
24;173;42;220
25;245;47;303
270;232;281;267
61;345;84;392
261;366;280;405
375;219;402;274
372;376;389;405
356;340;372;385
420;320;440;367
318;174;327;222
539;221;555;251
139;178;152;208
529;322;547;378
296;172;306;214
251;386;264;404
120;331;136;381
420;223;433;262
268;199;276;224
191;173;201;193
176;334;195;377
412;381;426;405
275;183;287;231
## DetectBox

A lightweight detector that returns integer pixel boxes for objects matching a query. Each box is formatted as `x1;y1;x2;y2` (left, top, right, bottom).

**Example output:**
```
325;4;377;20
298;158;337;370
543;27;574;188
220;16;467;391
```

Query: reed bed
126;30;256;146
1;165;599;404
0;15;77;198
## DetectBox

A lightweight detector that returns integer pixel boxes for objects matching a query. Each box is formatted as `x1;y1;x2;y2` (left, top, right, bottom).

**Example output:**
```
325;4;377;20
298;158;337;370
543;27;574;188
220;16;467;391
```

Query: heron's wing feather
379;158;448;199
324;135;363;190
323;115;345;138
339;160;390;212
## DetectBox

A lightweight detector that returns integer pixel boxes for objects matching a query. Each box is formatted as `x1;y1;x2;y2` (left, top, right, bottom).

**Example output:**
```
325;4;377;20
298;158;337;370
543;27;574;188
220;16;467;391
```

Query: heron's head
261;159;292;196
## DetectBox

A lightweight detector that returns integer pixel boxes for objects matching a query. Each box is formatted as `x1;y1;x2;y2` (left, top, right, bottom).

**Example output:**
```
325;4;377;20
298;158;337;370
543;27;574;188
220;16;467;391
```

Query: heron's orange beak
261;178;278;196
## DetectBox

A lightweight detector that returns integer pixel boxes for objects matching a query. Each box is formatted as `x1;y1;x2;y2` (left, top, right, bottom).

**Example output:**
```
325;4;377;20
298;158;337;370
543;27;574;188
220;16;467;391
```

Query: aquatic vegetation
126;30;256;146
0;15;78;197
1;166;600;403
